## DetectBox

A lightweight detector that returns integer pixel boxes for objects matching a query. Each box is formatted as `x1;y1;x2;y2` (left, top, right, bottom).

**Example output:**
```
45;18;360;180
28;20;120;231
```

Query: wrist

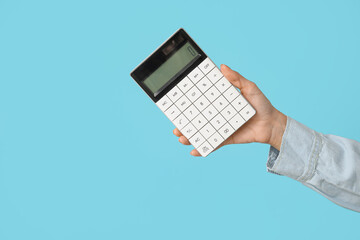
268;110;287;151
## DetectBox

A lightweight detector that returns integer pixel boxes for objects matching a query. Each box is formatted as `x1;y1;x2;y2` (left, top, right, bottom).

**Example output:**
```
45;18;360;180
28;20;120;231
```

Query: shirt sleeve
267;116;360;212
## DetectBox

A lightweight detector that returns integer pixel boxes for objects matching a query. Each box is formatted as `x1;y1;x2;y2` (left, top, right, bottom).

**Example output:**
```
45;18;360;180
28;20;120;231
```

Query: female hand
173;64;287;156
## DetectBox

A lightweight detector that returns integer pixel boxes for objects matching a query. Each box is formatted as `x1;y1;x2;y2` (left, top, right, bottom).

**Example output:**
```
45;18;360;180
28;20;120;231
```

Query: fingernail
221;64;230;70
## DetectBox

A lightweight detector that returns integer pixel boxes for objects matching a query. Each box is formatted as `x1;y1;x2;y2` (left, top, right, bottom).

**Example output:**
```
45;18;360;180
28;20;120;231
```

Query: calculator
130;28;256;157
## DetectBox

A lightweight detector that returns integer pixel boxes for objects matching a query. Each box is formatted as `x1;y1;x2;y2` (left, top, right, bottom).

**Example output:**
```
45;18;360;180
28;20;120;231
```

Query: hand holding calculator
131;29;256;157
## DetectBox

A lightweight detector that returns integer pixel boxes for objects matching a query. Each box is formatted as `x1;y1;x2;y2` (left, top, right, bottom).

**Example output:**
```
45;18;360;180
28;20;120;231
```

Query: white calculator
130;28;256;157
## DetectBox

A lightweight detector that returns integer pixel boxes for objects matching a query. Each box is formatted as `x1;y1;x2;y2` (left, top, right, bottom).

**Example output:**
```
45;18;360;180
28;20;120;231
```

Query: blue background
0;0;359;239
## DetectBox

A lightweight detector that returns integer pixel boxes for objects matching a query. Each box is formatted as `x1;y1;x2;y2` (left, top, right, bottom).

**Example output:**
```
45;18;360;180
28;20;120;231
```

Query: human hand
173;64;287;156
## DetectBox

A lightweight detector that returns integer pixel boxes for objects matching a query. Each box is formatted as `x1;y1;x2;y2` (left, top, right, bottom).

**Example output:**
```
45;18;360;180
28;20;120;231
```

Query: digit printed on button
183;104;199;121
204;85;221;103
208;132;224;148
213;95;229;112
202;104;218;121
194;95;210;112
192;113;207;130
210;113;226;130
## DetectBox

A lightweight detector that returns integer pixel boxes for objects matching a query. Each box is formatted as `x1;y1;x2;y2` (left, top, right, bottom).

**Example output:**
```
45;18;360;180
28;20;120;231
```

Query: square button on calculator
130;28;256;157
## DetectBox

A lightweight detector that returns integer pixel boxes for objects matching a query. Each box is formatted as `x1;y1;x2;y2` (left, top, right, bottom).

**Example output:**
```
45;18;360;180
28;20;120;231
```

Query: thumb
220;64;251;91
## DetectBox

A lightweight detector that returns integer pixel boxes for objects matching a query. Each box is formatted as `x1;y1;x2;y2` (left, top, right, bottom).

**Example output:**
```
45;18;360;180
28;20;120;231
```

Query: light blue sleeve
267;116;360;212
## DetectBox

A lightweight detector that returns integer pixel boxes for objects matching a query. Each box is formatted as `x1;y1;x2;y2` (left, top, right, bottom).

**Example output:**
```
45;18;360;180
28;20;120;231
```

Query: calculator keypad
157;57;256;157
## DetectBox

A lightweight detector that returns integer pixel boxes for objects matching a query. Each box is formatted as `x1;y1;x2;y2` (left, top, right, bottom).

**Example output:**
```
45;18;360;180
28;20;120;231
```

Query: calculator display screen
143;42;199;95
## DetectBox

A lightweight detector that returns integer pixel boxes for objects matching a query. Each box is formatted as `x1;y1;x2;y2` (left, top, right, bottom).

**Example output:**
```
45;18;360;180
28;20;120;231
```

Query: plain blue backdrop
0;0;359;239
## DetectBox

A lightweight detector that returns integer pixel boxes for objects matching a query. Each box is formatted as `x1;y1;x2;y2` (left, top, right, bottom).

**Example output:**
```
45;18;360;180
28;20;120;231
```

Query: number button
210;114;226;130
173;113;189;130
189;132;206;149
164;104;181;121
228;114;246;130
240;104;256;121
181;122;197;139
220;104;237;121
223;86;240;103
166;86;182;102
215;77;231;93
183;104;199;121
198;58;215;75
207;67;223;84
177;76;194;94
192;113;207;130
204;86;221;103
196;76;212;93
202;104;217;121
208;132;224;149
198;141;214;157
231;94;248;111
213;95;229;112
175;95;191;112
185;86;202;102
219;123;235;139
199;123;216;139
156;95;172;112
194;95;210;112
188;67;204;84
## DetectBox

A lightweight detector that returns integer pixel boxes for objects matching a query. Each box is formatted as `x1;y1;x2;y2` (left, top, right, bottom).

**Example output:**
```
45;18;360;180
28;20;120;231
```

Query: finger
173;128;183;137
190;149;201;157
179;136;191;145
220;64;252;91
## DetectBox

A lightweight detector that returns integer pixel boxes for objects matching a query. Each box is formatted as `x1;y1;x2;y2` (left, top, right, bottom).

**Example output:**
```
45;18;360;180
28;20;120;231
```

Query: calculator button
164;104;181;121
220;104;237;121
192;113;207;130
204;85;221;103
181;122;197;139
166;86;183;103
173;113;189;130
177;76;194;94
156;95;172;112
183;104;199;121
196;76;212;93
229;114;246;130
199;123;216;139
188;67;205;84
198;58;215;75
208;132;224;149
215;77;231;93
213;95;229;112
207;67;223;84
223;86;240;103
194;95;210;112
240;104;256;121
175;95;191;112
210;113;227;130
202;104;218;121
198;141;214;157
231;94;248;111
219;123;235;139
189;132;206;149
185;85;202;102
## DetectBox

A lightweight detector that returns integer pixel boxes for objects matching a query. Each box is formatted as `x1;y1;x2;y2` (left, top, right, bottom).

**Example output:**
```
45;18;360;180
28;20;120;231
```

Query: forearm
267;116;360;212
